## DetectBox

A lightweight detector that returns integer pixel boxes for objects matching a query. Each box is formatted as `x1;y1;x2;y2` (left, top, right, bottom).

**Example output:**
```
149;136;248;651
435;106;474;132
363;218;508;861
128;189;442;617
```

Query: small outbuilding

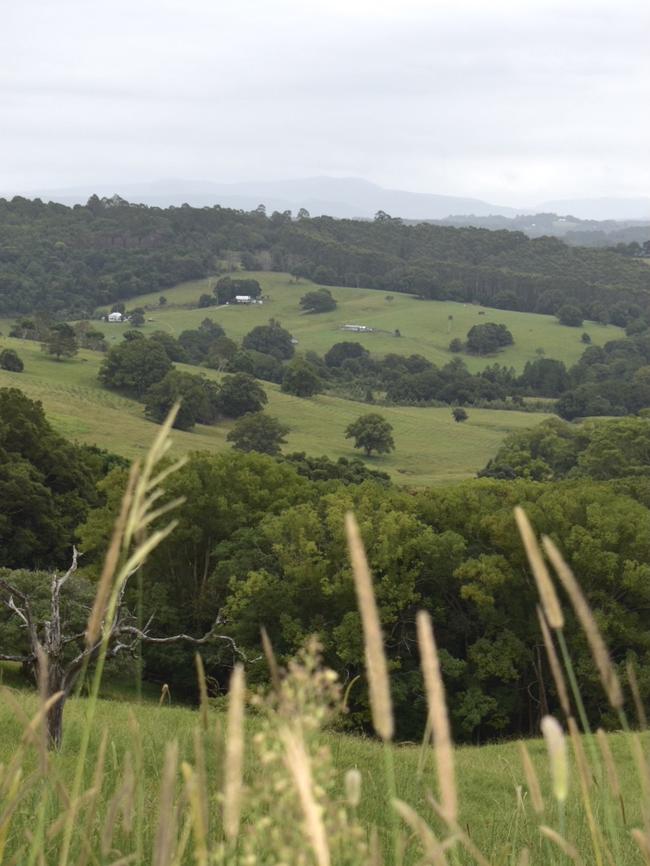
342;324;373;333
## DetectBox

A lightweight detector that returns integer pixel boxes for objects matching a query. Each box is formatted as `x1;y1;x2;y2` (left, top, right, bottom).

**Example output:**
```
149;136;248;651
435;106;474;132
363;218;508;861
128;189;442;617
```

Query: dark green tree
281;360;322;397
129;308;146;327
556;305;584;327
178;321;226;364
227;412;289;455
465;323;513;355
299;289;337;313
0;388;101;569
518;358;569;396
324;341;369;368
144;370;221;430
242;320;295;360
149;331;187;362
345;413;395;456
0;348;23;372
204;336;239;369
99;338;172;397
42;323;78;361
216;373;267;417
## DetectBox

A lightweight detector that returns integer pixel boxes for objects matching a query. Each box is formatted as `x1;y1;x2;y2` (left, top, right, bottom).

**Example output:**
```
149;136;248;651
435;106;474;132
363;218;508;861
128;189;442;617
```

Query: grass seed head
416;609;457;825
542;535;623;710
223;663;246;842
345;511;394;742
514;507;564;629
541;715;569;803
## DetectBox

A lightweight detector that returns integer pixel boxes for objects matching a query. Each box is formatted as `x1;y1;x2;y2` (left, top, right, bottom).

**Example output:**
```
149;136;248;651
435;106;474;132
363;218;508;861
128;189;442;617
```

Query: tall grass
0;418;648;864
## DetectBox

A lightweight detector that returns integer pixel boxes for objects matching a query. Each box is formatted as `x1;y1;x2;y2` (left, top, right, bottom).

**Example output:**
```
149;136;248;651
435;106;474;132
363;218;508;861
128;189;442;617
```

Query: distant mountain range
5;175;650;224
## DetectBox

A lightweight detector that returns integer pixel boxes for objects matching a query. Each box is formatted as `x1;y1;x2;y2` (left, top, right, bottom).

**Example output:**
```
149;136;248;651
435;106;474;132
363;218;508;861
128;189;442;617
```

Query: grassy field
89;271;622;373
0;686;646;865
0;336;551;486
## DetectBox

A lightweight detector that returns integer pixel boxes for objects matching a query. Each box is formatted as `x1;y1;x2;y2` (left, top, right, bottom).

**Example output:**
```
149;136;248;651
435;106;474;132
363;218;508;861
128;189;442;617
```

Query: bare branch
7;596;29;627
116;617;247;659
56;546;79;592
61;632;87;646
0;652;34;663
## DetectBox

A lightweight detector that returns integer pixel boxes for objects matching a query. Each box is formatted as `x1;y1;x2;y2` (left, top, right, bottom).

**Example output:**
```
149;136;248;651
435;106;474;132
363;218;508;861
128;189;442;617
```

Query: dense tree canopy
0;389;107;568
2;195;650;324
72;449;650;741
481;415;650;482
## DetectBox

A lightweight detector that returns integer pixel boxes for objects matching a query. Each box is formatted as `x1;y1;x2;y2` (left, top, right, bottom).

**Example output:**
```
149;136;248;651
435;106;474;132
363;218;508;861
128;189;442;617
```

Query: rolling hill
0;334;550;487
93;271;622;374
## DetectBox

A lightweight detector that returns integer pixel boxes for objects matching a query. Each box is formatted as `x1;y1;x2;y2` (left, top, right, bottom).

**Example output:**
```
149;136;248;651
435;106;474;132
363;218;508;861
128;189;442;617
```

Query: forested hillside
0;386;644;743
2;195;650;318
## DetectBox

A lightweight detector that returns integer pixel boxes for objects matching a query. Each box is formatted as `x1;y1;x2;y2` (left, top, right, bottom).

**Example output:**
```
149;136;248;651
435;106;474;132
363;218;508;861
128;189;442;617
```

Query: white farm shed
107;311;123;322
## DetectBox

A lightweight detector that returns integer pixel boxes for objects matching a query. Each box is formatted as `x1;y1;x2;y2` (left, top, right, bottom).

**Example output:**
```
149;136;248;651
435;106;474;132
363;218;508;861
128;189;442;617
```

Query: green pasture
0;687;646;865
93;271;622;372
0;336;550;486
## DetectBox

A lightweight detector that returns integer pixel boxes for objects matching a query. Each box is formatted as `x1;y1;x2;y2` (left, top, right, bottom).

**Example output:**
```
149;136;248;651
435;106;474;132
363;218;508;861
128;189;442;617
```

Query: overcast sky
1;0;649;205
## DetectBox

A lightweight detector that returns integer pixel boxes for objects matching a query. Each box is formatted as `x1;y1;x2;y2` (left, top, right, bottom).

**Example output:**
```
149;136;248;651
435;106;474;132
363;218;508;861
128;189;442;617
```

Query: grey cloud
0;0;648;203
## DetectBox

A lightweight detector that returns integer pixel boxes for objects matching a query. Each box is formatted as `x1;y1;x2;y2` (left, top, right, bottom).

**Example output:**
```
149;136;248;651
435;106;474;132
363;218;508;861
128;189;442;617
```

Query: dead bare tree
0;405;243;750
0;550;240;748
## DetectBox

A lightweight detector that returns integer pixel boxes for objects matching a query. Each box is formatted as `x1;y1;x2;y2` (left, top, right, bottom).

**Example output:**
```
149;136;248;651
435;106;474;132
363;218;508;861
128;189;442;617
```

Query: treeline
94;318;537;412
3;195;650;321
555;330;650;419
481;415;650;480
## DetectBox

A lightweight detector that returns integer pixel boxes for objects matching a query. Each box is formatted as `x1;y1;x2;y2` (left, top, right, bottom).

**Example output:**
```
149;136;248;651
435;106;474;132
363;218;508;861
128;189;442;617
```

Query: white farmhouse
107;311;123;322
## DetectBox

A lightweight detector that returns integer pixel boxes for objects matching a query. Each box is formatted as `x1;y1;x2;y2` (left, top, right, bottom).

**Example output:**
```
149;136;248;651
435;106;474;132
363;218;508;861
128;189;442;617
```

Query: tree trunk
41;658;66;750
47;693;65;750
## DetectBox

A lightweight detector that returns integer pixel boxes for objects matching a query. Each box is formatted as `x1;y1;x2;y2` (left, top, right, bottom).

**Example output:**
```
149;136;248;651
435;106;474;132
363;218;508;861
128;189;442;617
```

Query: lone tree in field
0;348;24;372
556;304;584;327
299;288;337;314
42;323;78;361
227;412;289;455
0;409;241;749
345;413;395;457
